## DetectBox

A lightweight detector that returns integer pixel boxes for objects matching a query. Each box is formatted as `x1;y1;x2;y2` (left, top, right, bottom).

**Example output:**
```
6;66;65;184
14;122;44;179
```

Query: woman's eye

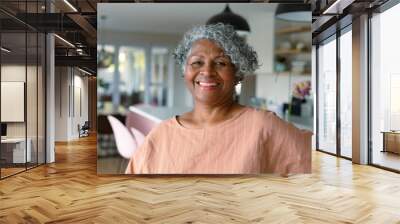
190;61;203;67
215;61;227;67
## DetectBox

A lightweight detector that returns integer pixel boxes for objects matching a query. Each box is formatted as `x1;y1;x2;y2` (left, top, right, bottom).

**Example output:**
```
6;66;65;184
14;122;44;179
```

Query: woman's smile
195;80;222;91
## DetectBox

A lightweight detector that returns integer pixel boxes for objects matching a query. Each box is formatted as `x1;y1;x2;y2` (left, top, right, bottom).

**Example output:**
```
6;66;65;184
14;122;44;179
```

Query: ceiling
0;0;99;73
311;0;389;43
98;3;278;34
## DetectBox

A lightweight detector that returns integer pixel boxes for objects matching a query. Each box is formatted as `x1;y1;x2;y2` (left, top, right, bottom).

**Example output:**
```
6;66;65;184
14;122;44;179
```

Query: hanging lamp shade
275;4;311;22
206;4;250;32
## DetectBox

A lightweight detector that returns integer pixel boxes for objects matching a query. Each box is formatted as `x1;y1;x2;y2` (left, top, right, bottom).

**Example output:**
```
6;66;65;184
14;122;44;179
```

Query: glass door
339;26;352;159
317;35;337;155
370;2;400;171
0;0;47;179
1;31;28;178
27;30;38;170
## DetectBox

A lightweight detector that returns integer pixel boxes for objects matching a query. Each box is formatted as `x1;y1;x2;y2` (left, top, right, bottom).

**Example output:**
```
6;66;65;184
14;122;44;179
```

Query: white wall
1;65;26;80
55;67;68;141
246;11;284;108
54;67;89;141
1;65;31;137
256;73;311;107
247;12;275;75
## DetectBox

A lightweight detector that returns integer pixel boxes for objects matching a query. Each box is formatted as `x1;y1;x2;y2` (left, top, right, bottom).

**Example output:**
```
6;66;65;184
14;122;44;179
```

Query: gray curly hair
173;23;259;78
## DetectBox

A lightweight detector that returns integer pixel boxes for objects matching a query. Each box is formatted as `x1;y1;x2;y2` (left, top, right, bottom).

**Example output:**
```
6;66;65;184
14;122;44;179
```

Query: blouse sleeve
264;112;312;175
125;136;155;174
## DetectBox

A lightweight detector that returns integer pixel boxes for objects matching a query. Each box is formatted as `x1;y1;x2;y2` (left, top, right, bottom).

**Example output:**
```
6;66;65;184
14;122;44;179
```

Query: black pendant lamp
206;4;250;32
276;4;311;22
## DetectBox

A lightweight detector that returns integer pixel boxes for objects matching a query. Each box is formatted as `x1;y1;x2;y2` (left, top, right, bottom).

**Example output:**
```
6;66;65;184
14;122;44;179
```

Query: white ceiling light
323;0;354;15
1;47;11;53
63;0;78;12
78;67;92;76
54;34;75;48
276;4;311;22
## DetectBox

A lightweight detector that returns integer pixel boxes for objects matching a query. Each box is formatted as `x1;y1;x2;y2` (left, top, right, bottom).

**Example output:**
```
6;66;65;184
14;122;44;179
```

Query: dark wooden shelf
276;26;311;35
275;49;311;55
274;71;311;76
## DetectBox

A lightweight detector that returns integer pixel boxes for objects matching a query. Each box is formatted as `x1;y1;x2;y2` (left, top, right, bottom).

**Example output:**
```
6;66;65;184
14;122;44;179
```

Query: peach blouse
126;107;312;174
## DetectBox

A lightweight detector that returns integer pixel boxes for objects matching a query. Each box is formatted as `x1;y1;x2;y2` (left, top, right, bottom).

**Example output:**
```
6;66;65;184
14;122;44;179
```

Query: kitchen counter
129;104;191;123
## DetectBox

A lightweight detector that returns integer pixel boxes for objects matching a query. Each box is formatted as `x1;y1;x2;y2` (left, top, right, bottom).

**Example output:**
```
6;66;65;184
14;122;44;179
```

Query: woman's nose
200;63;216;76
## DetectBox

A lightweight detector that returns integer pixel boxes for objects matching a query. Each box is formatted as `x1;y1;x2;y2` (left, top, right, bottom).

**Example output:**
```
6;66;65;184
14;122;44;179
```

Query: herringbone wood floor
1;135;400;223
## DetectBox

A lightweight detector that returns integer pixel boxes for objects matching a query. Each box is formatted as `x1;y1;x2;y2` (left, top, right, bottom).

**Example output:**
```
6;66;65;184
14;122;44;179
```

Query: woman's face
184;39;238;106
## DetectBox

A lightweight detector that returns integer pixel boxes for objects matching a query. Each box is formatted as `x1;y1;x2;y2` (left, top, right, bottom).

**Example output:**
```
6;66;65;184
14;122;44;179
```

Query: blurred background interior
96;3;313;173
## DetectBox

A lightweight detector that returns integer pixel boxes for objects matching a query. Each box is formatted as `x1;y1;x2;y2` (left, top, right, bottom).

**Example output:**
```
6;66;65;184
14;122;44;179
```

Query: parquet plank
0;135;399;223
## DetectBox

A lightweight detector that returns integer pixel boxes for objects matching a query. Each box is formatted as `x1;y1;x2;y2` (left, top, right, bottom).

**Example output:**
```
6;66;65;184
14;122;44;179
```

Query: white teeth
198;82;218;87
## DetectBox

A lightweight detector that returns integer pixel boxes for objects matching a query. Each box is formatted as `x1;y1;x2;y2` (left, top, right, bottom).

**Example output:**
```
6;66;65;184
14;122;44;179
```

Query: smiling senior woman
126;23;311;174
